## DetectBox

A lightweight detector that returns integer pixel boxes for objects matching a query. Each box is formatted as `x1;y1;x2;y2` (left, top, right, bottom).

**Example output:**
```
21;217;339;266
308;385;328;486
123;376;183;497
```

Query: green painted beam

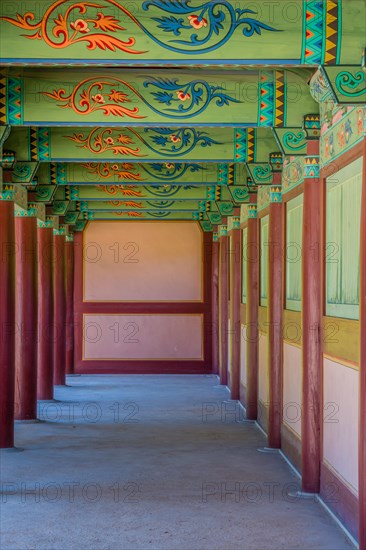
66;184;222;201
78;199;219;213
83;211;210;221
3;68;317;127
0;1;362;66
4;126;279;164
53;161;245;186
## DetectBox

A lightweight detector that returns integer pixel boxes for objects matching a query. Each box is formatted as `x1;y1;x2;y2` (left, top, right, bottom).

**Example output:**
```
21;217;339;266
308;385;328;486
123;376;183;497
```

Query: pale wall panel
83;314;203;360
84;221;203;301
282;343;302;437
323;357;359;493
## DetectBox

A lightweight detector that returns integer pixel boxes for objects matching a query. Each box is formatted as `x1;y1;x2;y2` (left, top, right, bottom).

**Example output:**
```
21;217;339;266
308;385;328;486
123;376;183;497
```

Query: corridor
0;375;353;550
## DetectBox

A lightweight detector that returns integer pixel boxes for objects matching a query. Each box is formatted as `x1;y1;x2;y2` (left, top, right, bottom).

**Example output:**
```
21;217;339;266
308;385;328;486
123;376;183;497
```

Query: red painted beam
37;227;54;400
267;188;283;449
359;137;366;550
211;238;220;375
246;215;259;420
219;235;229;385
301;140;321;493
14;216;38;420
53;234;66;386
230;228;241;400
65;239;74;375
0;201;16;446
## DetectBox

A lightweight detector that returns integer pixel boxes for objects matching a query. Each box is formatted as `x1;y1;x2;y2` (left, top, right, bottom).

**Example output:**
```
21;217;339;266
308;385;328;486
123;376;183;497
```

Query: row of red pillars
0;207;74;448
212;139;366;547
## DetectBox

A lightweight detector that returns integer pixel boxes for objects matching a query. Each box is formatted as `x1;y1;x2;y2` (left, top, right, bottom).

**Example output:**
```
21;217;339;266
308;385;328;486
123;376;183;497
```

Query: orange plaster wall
83;221;203;302
83;314;203;360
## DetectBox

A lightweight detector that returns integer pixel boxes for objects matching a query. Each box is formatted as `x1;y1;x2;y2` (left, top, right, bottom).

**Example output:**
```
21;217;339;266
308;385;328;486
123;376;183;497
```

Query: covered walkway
0;2;365;548
1;375;353;550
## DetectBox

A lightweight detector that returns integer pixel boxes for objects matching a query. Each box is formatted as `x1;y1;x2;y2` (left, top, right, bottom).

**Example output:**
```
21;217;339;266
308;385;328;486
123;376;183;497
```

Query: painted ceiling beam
82;210;211;221
65;182;248;202
1;69;317;127
77;199;219;213
4;126;277;163
0;1;360;66
66;184;223;202
52;161;246;186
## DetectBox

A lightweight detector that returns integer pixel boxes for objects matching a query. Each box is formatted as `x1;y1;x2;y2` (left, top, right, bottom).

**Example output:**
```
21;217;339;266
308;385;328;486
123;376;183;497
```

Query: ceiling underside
0;0;365;232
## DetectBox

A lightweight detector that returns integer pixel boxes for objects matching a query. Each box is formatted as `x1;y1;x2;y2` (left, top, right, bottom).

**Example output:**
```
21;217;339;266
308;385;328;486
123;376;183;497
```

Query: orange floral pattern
0;2;145;53
66;128;143;157
42;77;145;119
96;184;144;197
81;162;145;181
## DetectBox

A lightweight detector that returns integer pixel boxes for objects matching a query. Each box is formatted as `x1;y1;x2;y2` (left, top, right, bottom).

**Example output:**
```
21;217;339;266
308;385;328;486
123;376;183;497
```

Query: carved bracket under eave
310;66;366;105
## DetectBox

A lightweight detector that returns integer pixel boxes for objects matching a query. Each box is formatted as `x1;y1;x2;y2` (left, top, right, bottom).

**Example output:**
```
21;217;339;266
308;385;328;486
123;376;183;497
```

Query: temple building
0;1;365;548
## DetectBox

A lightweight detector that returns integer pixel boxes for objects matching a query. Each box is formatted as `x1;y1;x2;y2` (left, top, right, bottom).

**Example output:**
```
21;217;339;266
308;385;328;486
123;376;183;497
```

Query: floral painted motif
187;15;208;29
141;162;206;181
176;91;191;101
282;157;304;192
144;184;198;198
139;127;222;156
0;3;144;53
114;211;143;217
170;134;181;143
66;128;143;157
43;78;144;119
142;0;281;54
344;119;353;144
321;107;365;167
81;162;144;180
0;1;281;55
96;185;145;197
70;19;90;34
329;134;334;156
42;76;240;120
65;126;222;158
357;108;364;135
337;123;346;148
106;201;143;208
143;77;240;118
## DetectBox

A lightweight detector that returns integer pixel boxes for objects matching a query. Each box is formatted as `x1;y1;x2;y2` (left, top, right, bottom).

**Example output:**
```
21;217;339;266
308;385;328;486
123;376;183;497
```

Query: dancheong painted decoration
0;0;365;229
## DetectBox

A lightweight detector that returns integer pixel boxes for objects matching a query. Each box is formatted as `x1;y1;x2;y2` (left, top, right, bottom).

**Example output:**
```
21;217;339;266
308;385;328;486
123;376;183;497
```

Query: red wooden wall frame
73;227;213;374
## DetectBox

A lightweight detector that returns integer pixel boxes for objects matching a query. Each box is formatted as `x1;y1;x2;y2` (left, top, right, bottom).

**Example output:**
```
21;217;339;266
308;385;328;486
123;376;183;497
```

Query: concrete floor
0;375;354;550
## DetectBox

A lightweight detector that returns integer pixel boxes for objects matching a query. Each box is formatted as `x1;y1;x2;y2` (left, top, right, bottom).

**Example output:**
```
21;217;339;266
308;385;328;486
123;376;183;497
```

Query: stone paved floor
0;375;354;550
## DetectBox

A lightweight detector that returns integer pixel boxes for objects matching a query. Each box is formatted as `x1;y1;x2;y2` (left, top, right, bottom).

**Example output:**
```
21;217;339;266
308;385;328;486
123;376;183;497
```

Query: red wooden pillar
14;213;38;420
246;203;259;420
211;233;220;375
219;224;229;385
229;217;241;400
65;235;74;375
267;177;283;449
359;137;366;549
53;229;66;386
37;222;54;400
301;141;322;493
0;200;16;446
